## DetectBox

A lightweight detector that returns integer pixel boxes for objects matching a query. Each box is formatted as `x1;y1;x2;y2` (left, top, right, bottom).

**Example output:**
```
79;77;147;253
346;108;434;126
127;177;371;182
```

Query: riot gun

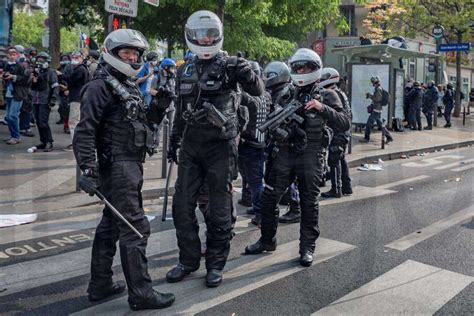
257;98;305;142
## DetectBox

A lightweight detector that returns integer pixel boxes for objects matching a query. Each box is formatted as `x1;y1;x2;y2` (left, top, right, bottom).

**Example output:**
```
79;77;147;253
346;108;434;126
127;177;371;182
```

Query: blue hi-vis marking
183;64;194;77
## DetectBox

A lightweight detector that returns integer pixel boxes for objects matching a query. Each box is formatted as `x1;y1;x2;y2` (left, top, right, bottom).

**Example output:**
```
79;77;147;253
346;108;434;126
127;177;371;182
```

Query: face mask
7;61;16;65
71;60;80;65
60;60;71;66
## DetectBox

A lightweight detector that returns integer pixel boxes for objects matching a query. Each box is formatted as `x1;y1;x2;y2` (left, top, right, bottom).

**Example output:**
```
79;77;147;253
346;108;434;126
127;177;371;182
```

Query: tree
59;0;360;61
362;0;474;116
12;11;46;49
49;0;61;68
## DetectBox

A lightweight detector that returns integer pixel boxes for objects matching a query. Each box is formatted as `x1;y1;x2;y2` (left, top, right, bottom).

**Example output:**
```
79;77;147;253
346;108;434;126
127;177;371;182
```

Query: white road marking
402;155;464;168
385;205;474;251
434;158;474;170
0;218;254;297
452;163;474;172
73;238;356;316
321;175;430;206
313;260;474;315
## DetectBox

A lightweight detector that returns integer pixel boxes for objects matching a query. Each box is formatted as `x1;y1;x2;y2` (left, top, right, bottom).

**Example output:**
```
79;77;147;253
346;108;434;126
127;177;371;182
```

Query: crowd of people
0;10;471;312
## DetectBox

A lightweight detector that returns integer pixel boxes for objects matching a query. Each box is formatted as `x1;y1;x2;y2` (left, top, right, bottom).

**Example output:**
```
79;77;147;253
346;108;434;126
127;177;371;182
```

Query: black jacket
2;62;31;102
61;63;89;103
406;87;423;109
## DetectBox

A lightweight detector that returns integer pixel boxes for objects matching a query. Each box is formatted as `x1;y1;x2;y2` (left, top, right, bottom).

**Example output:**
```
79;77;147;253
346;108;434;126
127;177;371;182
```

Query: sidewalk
1;107;473;215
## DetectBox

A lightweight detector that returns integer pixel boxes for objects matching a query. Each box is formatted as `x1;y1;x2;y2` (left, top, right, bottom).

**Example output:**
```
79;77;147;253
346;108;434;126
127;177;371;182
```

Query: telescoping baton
162;162;174;222
94;189;144;239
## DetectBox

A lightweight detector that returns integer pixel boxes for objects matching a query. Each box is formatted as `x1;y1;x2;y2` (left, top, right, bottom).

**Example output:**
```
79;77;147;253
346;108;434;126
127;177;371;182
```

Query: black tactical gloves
79;168;98;196
236;57;254;82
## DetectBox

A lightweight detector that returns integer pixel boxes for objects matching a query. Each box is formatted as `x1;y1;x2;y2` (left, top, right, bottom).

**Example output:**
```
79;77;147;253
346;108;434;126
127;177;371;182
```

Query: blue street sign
438;43;471;52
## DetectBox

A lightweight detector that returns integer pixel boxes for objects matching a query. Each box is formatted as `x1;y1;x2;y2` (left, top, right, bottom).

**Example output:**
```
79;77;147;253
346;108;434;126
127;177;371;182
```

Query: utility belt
102;122;155;157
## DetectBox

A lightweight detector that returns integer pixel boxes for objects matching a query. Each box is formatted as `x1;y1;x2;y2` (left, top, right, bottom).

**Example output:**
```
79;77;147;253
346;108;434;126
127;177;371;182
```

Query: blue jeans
238;142;265;214
364;111;392;140
5;98;23;139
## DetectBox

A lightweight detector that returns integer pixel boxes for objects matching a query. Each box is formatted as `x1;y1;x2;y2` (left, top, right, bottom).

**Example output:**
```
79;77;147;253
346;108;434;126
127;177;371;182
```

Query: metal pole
434;38;441;127
161;118;169;178
463;106;466;126
75;165;80;192
94;190;144;239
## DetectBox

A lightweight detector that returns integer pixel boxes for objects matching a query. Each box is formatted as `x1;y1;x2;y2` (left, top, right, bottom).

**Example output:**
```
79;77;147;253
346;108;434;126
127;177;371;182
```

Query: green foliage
60;0;358;60
12;10;82;53
12;11;46;49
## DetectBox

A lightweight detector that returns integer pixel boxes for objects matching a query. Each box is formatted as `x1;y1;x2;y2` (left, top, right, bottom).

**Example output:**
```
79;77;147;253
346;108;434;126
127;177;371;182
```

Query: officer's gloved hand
79;168;98;197
167;143;179;164
236;57;253;82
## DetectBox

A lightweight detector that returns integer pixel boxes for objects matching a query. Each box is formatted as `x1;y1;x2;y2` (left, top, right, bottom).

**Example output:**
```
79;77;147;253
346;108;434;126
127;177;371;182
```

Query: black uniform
170;53;264;271
259;85;351;252
73;64;162;303
326;87;352;195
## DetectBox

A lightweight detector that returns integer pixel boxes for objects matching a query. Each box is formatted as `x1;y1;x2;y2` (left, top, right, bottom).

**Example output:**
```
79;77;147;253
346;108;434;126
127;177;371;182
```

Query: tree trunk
167;40;173;57
216;0;225;24
48;0;61;69
453;31;463;117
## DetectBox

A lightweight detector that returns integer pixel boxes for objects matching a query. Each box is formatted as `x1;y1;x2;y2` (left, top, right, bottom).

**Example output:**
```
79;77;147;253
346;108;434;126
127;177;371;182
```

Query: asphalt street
0;146;473;315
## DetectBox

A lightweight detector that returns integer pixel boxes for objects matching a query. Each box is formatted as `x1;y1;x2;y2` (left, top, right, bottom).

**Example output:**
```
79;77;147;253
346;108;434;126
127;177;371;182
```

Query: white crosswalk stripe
434;158;474;170
73;238;357;316
313;260;473;315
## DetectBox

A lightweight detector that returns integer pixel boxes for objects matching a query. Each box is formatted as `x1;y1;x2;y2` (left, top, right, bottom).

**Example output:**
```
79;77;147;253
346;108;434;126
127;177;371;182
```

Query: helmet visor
290;61;320;75
185;27;222;46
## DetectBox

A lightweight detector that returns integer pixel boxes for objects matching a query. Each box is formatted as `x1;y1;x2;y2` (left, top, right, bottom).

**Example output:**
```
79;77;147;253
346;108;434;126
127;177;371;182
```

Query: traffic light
108;14;130;33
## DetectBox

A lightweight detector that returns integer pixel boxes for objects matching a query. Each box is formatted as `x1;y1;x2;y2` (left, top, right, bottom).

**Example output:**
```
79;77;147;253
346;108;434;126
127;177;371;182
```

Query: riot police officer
318;68;353;198
245;49;351;267
261;61;302;223
73;29;175;311
166;10;264;287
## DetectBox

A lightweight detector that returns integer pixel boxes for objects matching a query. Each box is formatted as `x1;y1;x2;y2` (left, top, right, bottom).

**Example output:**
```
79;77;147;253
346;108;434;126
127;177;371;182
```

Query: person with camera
60;51;89;147
244;49;351;267
363;76;393;143
31;52;59;152
165;10;264;288
73;29;175;311
2;46;31;145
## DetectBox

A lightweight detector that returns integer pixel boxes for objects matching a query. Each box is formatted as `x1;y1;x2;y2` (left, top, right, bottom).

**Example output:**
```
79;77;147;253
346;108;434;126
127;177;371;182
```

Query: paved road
0;147;473;315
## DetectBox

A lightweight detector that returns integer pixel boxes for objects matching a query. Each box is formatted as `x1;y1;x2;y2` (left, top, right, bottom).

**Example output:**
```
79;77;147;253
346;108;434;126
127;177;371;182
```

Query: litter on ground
0;214;37;228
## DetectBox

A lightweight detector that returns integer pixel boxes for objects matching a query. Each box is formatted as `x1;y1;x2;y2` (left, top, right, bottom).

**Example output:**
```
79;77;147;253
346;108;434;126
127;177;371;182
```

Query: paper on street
0;214;38;228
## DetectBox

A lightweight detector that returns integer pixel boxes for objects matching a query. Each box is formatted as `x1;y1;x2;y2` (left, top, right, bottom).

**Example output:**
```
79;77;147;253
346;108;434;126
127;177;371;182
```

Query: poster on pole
394;69;405;120
350;64;390;125
144;0;159;7
105;0;138;17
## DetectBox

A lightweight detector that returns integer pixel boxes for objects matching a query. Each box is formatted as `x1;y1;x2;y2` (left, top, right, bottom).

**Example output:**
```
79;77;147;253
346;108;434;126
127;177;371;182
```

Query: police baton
162;162;174;222
94;189;144;239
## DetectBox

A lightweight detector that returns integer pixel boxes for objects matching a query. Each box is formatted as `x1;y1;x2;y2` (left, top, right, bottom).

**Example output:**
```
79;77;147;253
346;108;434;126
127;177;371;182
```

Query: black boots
166;263;198;283
299;251;314;267
245;239;277;254
206;269;223;288
321;190;342;198
129;290;175;311
278;200;301;223
44;142;54;152
87;281;126;302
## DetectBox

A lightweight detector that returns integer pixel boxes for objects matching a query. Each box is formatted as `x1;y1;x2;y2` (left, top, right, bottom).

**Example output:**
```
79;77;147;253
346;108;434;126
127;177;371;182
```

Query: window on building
339;5;356;36
408;58;416;80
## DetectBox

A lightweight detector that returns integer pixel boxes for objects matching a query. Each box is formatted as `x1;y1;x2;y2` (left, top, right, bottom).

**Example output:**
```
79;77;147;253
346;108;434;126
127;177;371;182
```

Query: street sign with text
432;25;444;40
144;0;159;7
105;0;138;17
438;43;471;52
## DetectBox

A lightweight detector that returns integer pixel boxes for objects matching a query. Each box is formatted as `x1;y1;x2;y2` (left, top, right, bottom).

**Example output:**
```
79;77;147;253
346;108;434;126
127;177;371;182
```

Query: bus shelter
332;44;439;128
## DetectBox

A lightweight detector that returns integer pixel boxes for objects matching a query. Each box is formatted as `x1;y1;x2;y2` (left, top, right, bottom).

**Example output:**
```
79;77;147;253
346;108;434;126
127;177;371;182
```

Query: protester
2;46;31;145
364;76;393;143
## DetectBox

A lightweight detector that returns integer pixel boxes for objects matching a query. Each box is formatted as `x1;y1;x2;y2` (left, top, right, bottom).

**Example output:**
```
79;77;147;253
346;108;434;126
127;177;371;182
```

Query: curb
347;140;474;168
141;139;474;199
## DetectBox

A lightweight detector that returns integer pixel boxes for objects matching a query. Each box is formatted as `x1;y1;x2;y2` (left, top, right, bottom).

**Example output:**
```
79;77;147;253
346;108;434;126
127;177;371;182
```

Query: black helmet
88;50;100;60
447;82;454;89
146;51;159;62
263;61;291;89
103;29;149;77
413;81;421;87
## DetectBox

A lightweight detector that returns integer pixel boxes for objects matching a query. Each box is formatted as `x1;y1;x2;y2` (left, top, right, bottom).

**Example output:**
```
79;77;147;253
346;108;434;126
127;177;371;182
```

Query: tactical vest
178;54;240;142
97;72;154;163
299;88;326;145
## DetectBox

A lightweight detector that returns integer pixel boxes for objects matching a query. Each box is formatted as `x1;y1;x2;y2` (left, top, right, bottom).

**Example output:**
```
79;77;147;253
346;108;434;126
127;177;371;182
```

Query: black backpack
381;88;389;106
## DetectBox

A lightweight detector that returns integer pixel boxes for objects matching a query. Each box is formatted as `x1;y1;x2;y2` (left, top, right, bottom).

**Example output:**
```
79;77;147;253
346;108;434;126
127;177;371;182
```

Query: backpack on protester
381;88;389;106
392;117;404;132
